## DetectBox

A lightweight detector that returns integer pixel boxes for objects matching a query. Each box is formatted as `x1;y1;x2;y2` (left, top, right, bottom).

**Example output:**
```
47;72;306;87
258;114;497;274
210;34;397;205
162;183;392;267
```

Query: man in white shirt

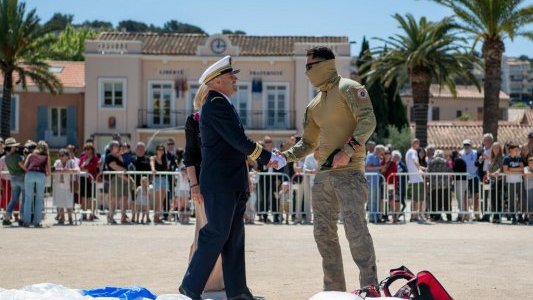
459;139;480;220
476;133;493;221
304;149;319;175
405;139;426;222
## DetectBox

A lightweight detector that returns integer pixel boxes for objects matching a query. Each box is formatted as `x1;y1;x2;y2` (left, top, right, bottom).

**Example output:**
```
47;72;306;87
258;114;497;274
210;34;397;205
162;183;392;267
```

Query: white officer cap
198;55;240;84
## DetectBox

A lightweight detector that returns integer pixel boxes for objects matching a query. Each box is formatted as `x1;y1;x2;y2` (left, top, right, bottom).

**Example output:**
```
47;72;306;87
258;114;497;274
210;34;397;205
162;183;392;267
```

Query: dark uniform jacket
183;113;201;182
200;90;271;193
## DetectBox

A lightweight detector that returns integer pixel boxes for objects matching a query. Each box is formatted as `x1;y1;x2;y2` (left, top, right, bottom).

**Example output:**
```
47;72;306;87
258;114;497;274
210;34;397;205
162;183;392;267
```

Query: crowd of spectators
364;133;533;225
0;134;188;227
2;130;533;227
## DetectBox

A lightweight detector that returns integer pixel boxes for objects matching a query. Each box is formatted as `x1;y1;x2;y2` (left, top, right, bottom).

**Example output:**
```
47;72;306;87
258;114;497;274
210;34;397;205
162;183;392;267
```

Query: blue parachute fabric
82;286;157;299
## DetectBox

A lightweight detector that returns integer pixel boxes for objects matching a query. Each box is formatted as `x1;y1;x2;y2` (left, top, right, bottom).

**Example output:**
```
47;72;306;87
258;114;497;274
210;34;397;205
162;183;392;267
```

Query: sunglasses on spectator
264;140;272;144
157;148;165;151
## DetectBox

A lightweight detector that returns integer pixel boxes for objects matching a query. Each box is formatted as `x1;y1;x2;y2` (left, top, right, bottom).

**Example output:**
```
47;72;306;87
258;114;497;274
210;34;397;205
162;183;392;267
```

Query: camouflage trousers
312;168;378;291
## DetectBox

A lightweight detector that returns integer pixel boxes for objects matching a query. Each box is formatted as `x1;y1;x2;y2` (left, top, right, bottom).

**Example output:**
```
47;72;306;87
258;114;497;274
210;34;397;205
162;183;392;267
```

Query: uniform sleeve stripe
248;143;263;161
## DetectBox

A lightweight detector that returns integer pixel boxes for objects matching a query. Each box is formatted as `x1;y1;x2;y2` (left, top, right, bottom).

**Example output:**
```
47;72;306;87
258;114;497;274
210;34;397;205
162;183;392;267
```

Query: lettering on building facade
249;70;283;76
159;69;185;76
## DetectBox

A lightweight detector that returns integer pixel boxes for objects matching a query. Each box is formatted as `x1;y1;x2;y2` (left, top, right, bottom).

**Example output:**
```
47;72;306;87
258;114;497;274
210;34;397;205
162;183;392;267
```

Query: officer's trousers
312;168;378;291
181;191;251;298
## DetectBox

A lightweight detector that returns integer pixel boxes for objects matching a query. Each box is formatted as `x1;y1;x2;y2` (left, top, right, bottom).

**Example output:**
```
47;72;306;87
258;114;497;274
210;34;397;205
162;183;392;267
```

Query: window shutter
36;106;48;140
66;106;78;146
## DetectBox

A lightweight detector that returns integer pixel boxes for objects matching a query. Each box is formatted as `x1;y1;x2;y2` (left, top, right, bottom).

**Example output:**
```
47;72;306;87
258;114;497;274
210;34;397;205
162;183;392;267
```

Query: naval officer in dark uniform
179;56;284;300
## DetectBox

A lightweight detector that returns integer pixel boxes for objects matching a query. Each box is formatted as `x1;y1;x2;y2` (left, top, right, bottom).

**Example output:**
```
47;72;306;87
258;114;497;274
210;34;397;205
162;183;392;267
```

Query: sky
27;0;532;57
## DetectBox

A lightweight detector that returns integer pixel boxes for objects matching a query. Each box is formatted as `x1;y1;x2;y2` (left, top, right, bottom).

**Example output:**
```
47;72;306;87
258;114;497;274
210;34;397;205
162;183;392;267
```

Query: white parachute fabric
0;283;116;300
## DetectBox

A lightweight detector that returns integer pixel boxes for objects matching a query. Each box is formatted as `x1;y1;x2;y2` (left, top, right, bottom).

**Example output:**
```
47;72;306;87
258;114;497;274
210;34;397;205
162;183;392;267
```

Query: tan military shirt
283;76;376;172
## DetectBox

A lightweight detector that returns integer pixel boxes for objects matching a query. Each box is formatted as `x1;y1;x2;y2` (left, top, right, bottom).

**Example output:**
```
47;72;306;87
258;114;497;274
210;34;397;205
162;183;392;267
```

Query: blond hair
193;83;209;111
35;140;49;155
141;176;149;185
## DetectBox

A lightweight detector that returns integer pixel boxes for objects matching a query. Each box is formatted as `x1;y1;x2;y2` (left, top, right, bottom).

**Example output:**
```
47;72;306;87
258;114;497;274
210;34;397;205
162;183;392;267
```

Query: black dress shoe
228;293;266;300
178;285;202;300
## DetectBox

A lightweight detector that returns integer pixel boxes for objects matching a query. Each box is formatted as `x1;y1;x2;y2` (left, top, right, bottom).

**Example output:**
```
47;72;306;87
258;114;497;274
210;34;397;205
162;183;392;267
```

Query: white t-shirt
405;148;423;183
135;186;150;206
304;154;318;183
304;154;318;173
71;156;80;168
177;172;189;191
525;167;533;190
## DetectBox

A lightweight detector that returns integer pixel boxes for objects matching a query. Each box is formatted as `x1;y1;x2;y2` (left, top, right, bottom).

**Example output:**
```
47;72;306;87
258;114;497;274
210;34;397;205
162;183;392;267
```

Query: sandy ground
0;218;532;300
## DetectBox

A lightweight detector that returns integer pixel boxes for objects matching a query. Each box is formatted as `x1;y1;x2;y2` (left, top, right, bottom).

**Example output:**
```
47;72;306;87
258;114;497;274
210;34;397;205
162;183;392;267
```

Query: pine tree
356;37;389;138
386;81;408;130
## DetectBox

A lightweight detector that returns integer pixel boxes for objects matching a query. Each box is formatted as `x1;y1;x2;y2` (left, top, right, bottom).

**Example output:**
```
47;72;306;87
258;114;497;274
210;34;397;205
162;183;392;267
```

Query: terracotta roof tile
96;32;348;56
402;84;510;100
420;121;533;150
0;61;85;89
48;61;85;88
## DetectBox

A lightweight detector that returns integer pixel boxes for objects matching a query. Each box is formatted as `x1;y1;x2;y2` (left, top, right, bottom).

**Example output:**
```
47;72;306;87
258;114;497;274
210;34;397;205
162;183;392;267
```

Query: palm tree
0;0;62;139
432;0;533;141
362;14;480;146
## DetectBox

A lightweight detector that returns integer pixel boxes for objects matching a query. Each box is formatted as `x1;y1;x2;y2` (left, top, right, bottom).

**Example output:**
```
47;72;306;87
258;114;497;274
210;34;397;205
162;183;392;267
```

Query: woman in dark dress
150;144;169;224
183;83;224;291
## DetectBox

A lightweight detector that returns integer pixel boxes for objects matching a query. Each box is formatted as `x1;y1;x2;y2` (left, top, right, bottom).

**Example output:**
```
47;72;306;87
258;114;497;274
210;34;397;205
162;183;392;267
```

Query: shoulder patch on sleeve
357;88;369;100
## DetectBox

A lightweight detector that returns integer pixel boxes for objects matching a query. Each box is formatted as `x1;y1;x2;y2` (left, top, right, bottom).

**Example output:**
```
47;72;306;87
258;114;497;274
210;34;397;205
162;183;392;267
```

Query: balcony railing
138;109;297;130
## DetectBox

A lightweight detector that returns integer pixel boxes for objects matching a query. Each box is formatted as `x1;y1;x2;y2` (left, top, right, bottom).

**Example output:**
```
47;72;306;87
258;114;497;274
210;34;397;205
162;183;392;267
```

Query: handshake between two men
266;150;287;171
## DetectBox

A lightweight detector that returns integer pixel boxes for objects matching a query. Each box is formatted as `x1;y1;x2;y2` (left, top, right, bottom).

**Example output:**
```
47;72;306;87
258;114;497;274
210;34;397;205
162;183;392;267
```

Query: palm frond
360;11;481;144
0;0;64;94
518;30;533;40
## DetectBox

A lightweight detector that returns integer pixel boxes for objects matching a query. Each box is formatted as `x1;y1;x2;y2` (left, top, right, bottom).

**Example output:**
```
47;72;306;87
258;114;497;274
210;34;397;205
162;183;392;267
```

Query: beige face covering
305;59;338;90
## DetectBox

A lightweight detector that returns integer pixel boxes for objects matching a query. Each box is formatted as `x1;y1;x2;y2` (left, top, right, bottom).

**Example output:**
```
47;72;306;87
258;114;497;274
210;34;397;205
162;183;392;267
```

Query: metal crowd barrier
99;171;191;224
0;171;12;217
1;170;93;225
4;168;533;226
479;173;532;222
252;172;293;223
251;170;533;224
383;172;533;223
1;169;193;226
383;172;476;223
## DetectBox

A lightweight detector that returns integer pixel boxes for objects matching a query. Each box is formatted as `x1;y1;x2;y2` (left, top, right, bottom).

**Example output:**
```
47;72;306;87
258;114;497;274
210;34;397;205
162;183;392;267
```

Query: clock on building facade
210;38;227;54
